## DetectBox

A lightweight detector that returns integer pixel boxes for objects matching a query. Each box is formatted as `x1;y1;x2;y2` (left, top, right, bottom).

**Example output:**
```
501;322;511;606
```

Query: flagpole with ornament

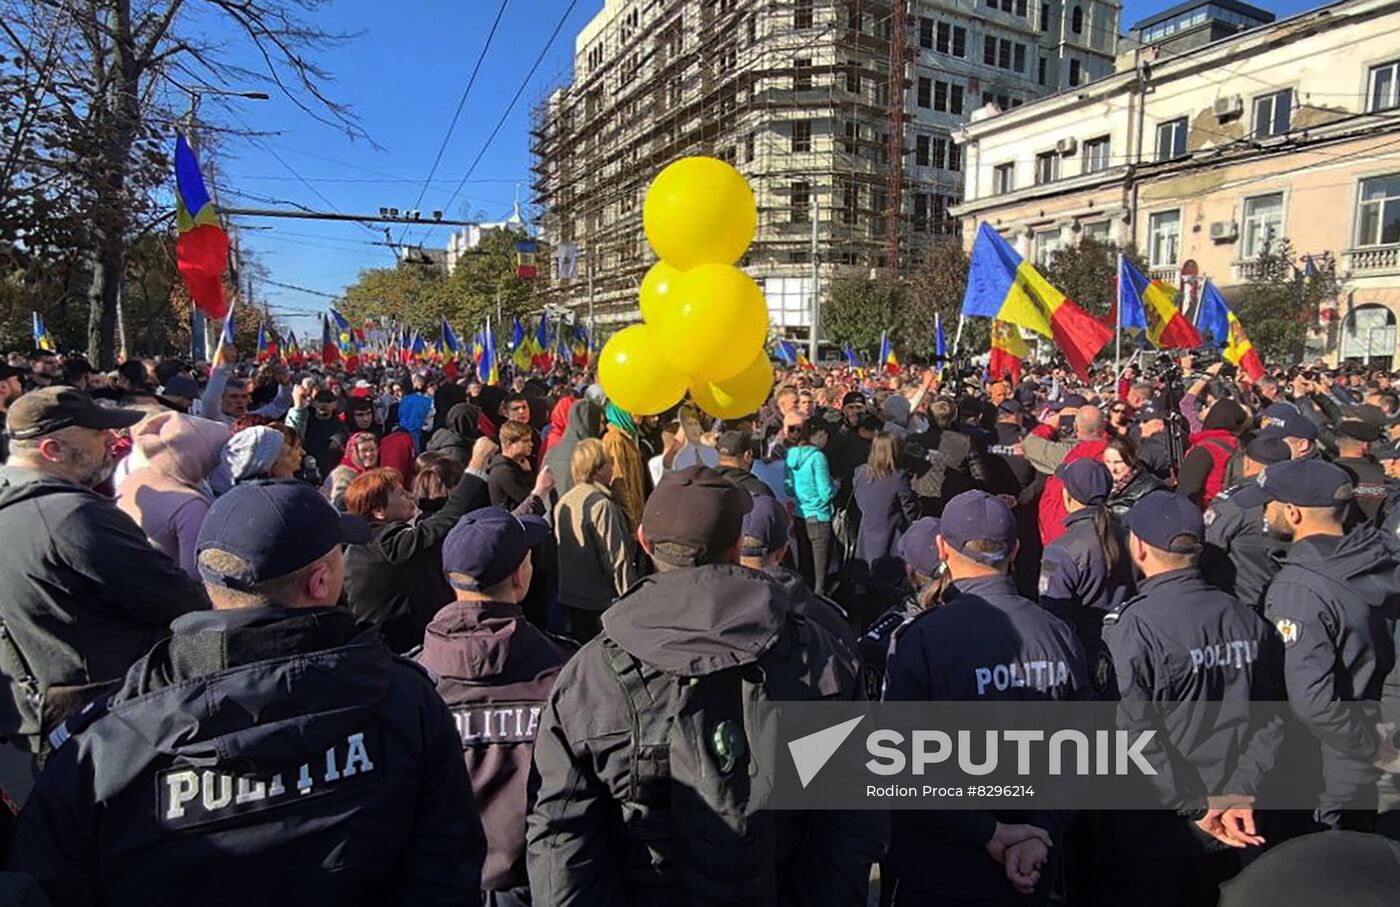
1115;253;1123;379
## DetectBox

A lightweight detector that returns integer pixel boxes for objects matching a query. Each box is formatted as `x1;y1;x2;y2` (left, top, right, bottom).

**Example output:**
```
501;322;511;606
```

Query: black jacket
1102;569;1284;855
1202;480;1286;612
884;573;1090;902
0;467;207;753
486;454;537;512
526;565;884;907
343;472;489;652
1264;529;1400;812
302;412;347;479
417;601;573;894
906;427;987;516
8;606;484;906
1038;507;1136;651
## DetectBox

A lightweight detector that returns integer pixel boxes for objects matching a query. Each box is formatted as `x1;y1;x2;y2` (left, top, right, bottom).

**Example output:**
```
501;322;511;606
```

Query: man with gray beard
0;387;206;760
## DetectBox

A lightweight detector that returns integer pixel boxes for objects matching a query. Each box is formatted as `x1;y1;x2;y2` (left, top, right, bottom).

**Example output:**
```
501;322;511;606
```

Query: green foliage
1231;237;1340;364
1042;237;1148;318
902;240;971;357
821;270;898;354
339;229;541;337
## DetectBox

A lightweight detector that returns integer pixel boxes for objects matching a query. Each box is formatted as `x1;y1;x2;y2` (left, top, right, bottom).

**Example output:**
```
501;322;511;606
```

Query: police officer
1248;459;1400;831
1101;491;1284;907
1375;441;1400;537
1202;435;1292;612
1039;459;1136;692
1258;403;1320;461
860;516;945;698
1333;405;1388;522
884;490;1090;905
417;507;574;907
8;480;485;905
985;399;1046;598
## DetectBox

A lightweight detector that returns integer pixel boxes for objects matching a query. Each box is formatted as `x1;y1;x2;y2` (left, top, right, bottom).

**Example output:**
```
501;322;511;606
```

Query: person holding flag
879;331;899;376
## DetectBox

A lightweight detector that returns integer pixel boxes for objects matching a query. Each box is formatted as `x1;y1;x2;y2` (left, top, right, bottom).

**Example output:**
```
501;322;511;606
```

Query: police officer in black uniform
1246;459;1400;831
1375;441;1400;537
1202;435;1292;612
417;507;574;907
884;490;1091;905
1038;459;1136;692
1101;491;1285;907
1333;405;1388;523
985;399;1045;598
9;481;486;906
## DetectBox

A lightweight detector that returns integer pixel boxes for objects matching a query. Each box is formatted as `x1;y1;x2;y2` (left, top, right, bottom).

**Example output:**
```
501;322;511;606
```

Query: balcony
1150;266;1179;284
1346;245;1400;275
1233;259;1269;282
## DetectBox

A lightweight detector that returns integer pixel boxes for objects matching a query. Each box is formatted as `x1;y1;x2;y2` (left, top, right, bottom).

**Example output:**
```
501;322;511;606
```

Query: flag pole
1114;254;1123;382
953;315;966;355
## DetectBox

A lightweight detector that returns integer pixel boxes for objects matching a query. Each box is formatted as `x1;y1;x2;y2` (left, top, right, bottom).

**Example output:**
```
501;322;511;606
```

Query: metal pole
184;94;206;362
809;197;820;363
953;315;966;355
1114;254;1123;380
587;250;596;348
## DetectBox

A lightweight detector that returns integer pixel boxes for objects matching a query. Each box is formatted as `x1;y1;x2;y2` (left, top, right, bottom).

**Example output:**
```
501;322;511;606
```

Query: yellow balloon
691;351;774;420
597;324;688;416
643;156;757;269
653;264;770;383
639;261;684;324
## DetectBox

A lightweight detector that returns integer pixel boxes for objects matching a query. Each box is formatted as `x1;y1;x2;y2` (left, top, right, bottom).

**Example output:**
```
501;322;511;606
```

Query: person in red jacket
1179;399;1249;509
1025;405;1109;545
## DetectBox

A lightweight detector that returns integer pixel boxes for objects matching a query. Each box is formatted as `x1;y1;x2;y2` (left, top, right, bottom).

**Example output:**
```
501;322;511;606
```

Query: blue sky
202;0;1320;339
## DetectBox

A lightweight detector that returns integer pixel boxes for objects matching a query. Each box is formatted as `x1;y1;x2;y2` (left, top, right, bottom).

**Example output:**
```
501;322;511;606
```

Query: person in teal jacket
785;419;836;594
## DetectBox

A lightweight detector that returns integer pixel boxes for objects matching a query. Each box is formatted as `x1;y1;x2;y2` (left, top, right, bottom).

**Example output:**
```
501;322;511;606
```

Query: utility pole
809;197;821;364
886;0;908;276
587;248;596;354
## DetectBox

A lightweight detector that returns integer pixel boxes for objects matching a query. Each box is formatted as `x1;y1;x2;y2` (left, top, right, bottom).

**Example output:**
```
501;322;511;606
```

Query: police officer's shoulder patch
1274;617;1302;646
1102;593;1145;627
1203;507;1218;527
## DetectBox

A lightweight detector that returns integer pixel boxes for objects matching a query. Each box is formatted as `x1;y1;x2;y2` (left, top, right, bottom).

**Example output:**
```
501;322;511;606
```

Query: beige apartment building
951;0;1400;365
531;0;1119;338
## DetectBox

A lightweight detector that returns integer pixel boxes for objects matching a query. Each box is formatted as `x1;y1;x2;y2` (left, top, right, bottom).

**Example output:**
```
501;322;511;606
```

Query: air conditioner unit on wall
1213;95;1243;121
1209;221;1238;242
1055;137;1077;155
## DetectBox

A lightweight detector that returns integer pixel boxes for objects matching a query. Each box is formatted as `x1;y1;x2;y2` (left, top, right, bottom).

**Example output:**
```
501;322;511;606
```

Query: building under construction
530;0;1120;340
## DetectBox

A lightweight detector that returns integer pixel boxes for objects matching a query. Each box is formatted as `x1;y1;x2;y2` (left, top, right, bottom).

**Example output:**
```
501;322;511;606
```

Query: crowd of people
1;339;1400;905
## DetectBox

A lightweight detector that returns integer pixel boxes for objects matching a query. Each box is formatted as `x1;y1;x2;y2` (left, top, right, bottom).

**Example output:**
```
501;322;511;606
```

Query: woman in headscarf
544;398;602;497
322;430;380;510
601;402;646;534
424;401;481;463
540;396;576;457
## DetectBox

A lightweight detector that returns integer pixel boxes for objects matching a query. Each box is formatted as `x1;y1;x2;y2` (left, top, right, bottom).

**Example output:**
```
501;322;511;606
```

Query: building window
842;120;858;153
949;142;962;171
932;136;947;169
1370;60;1400;112
1357;174;1400;246
1241;192;1285;259
1038;57;1048;85
936;22;966;56
791;181;811;223
1081;220;1111;242
846;63;861;94
1071;6;1084;34
745;132;755;163
914;193;929;233
994;163;1015;194
934;81;963;114
1253;89;1293;139
998;39;1012;70
1040;2;1050;32
842;181;860;225
793;58;812;90
1083;135;1110;173
1069;59;1082;86
984;36;996;65
916;134;931;166
794;0;813;28
1016;0;1028;16
1148;210;1181;267
1034;150;1059;184
1035;229;1062;268
918;76;931;108
791;120;812;153
1155;117;1188;161
919;17;933;48
1014;44;1026;72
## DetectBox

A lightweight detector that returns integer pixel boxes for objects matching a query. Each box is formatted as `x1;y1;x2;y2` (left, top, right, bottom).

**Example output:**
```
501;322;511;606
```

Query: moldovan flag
284;331;304;366
256;322;278;363
774;339;799;367
320;315;340;366
174;135;230;320
879;331;899;375
1196;281;1265;381
961;222;1111;380
1118;256;1200;349
989;319;1029;385
31;312;54;352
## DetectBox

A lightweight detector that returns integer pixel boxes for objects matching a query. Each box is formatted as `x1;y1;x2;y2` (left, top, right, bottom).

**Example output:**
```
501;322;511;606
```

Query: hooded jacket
9;606;484;906
785;444;835;522
539;397;575;458
1180;401;1248;508
0;466;207;753
425;401;481;463
116;413;229;577
417;601;573;893
1264;528;1400;810
526;565;883;907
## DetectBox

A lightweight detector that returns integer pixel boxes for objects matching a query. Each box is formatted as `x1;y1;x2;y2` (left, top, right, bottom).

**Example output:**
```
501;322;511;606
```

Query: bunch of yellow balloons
597;156;774;419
